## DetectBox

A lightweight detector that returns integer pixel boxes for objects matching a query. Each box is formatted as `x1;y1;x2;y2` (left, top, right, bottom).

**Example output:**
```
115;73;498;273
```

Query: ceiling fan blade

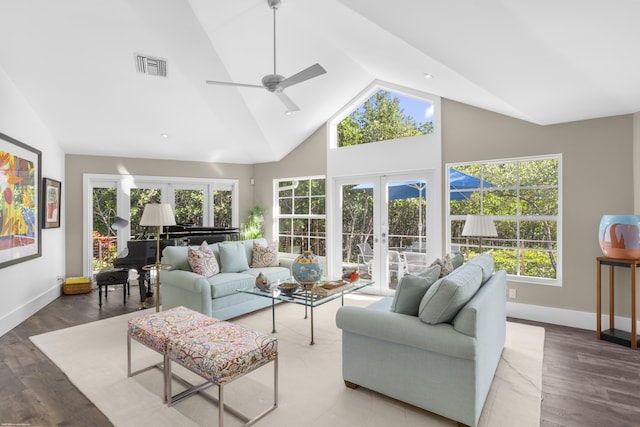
205;80;264;89
275;91;300;112
279;63;326;89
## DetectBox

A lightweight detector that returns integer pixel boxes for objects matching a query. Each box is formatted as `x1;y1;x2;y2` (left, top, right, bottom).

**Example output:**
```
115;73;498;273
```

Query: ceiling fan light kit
206;0;326;113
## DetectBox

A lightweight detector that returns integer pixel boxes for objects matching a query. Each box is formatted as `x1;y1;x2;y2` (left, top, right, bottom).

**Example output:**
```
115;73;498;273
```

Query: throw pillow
251;240;279;268
187;241;219;278
390;265;441;316
449;251;464;270
418;263;483;324
430;255;455;278
218;242;251;273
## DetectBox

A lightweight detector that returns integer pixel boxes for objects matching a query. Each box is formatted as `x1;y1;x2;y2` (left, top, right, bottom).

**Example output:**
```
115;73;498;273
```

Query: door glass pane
213;190;232;228
386;180;426;251
386;179;426;289
342;183;374;280
130;188;161;238
174;189;203;226
92;187;117;274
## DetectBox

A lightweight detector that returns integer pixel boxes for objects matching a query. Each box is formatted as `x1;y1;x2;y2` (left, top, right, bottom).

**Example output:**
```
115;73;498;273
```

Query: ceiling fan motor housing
262;74;285;92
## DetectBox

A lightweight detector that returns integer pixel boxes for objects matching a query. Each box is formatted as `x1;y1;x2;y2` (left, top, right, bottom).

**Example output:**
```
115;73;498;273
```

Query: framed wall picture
0;132;42;268
43;178;61;229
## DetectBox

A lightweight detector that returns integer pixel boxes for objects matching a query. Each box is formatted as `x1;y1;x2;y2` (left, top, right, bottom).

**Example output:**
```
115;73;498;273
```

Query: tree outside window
276;177;326;256
448;156;561;282
337;90;434;147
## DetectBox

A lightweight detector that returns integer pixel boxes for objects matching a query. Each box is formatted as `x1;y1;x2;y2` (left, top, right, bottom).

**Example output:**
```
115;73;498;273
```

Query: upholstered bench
167;321;278;426
127;306;219;402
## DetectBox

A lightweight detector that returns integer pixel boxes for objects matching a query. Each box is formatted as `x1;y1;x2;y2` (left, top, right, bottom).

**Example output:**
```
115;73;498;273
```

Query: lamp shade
139;203;176;227
461;214;497;237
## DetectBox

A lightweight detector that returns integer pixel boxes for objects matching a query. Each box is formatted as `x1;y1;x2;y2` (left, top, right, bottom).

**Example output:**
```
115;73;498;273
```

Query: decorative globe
291;251;323;286
599;215;640;259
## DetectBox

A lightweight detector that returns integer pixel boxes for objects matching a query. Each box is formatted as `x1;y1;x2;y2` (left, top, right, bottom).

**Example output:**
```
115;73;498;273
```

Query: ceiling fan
205;0;326;113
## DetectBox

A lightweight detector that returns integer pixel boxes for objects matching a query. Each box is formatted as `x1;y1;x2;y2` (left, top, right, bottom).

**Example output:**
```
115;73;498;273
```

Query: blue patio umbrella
352;168;493;200
353;169;494;249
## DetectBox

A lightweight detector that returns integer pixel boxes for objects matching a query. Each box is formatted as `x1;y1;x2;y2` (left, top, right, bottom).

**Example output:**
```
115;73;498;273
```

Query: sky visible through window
395;93;434;126
337;89;435;147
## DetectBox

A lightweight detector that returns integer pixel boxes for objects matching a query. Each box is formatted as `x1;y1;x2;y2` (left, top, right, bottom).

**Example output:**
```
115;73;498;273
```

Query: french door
334;172;434;295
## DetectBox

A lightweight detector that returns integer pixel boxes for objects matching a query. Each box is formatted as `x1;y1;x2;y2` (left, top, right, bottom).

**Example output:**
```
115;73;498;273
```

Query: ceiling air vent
135;53;167;77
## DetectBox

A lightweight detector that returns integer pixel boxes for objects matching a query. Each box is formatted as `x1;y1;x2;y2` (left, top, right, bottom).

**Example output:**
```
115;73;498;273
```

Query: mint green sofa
336;255;506;427
160;239;292;320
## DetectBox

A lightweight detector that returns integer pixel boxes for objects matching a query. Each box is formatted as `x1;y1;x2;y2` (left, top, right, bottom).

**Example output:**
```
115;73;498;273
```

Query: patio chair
356;242;374;276
388;250;407;283
403;251;429;274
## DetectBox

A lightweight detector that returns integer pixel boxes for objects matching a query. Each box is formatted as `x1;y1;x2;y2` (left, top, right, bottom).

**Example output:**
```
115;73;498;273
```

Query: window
337;89;434;147
84;174;238;276
447;155;561;284
275;177;326;256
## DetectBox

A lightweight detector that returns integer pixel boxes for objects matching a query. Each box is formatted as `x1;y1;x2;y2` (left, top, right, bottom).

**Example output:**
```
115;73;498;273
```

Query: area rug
30;295;544;427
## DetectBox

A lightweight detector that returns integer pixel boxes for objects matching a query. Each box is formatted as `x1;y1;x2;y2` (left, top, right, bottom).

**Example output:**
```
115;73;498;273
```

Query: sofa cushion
208;272;256;298
467;253;495;283
218;242;251;273
418;263;483;324
243;266;291;283
390;265;440;316
251;240;279;268
162;246;191;271
187;241;220;278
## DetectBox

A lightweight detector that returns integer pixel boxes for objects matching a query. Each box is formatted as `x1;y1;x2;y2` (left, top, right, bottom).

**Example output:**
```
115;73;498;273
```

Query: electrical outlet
56;275;65;282
508;288;517;299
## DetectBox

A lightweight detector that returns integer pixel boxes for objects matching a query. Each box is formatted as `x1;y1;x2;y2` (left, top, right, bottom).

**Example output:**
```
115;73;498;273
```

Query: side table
596;256;640;349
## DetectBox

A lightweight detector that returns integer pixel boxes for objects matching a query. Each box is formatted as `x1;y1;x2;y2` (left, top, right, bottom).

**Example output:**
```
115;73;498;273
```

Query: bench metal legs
166;357;278;427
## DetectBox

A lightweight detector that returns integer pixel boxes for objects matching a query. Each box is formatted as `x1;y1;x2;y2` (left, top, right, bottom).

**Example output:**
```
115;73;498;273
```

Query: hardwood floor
1;286;640;426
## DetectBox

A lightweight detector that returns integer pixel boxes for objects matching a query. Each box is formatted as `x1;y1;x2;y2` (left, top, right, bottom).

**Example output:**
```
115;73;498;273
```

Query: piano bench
96;268;130;307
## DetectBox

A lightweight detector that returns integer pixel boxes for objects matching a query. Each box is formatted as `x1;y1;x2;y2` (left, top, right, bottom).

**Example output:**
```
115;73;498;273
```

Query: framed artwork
0;132;42;268
43;178;61;229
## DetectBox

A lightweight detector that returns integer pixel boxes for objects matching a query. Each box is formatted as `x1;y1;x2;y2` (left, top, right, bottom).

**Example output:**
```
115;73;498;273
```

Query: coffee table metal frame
238;278;373;345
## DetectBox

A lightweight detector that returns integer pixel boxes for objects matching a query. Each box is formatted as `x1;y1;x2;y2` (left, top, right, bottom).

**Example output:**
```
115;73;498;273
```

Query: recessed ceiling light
285;111;292;116
160;133;168;138
423;73;433;79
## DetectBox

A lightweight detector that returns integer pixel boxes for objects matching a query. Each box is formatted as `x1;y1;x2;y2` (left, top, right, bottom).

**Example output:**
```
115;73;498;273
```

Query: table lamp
140;203;176;311
461;214;497;253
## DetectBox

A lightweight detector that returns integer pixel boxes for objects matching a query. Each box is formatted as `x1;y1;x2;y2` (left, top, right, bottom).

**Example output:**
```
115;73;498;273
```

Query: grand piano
113;225;239;307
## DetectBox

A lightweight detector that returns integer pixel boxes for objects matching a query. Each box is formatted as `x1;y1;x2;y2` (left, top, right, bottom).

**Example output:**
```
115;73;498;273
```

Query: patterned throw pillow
251;241;279;268
430;254;455;278
187;241;220;278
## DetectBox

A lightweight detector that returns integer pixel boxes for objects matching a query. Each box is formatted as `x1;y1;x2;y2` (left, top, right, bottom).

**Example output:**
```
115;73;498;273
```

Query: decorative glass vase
292;251;323;287
599;215;640;259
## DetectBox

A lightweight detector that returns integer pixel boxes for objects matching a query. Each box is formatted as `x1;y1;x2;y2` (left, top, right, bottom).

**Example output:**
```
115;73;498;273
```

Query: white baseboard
507;301;640;333
0;285;61;337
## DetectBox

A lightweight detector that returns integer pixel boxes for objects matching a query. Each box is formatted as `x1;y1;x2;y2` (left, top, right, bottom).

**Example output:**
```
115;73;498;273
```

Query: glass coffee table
238;278;373;345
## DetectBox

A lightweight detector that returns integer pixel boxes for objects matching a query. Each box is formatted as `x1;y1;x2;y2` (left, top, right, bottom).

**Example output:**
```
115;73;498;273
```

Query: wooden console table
596;256;640;349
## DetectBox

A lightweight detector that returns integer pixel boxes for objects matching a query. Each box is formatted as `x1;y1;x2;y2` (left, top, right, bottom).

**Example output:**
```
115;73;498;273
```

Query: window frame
83;174;239;276
445;154;562;286
273;175;326;256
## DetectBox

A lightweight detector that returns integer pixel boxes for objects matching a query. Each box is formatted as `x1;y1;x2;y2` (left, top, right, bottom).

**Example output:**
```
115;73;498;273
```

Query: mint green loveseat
336;255;506;427
160;238;292;320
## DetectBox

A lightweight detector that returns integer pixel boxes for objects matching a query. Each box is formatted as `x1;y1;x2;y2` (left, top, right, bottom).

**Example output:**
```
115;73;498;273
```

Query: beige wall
64;101;636;318
253;126;327;242
442;99;634;315
634;112;640;214
65;155;254;276
254;100;635;317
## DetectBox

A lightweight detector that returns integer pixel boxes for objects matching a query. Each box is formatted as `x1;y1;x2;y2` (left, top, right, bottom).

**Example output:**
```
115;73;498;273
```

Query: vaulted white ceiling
0;0;638;164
